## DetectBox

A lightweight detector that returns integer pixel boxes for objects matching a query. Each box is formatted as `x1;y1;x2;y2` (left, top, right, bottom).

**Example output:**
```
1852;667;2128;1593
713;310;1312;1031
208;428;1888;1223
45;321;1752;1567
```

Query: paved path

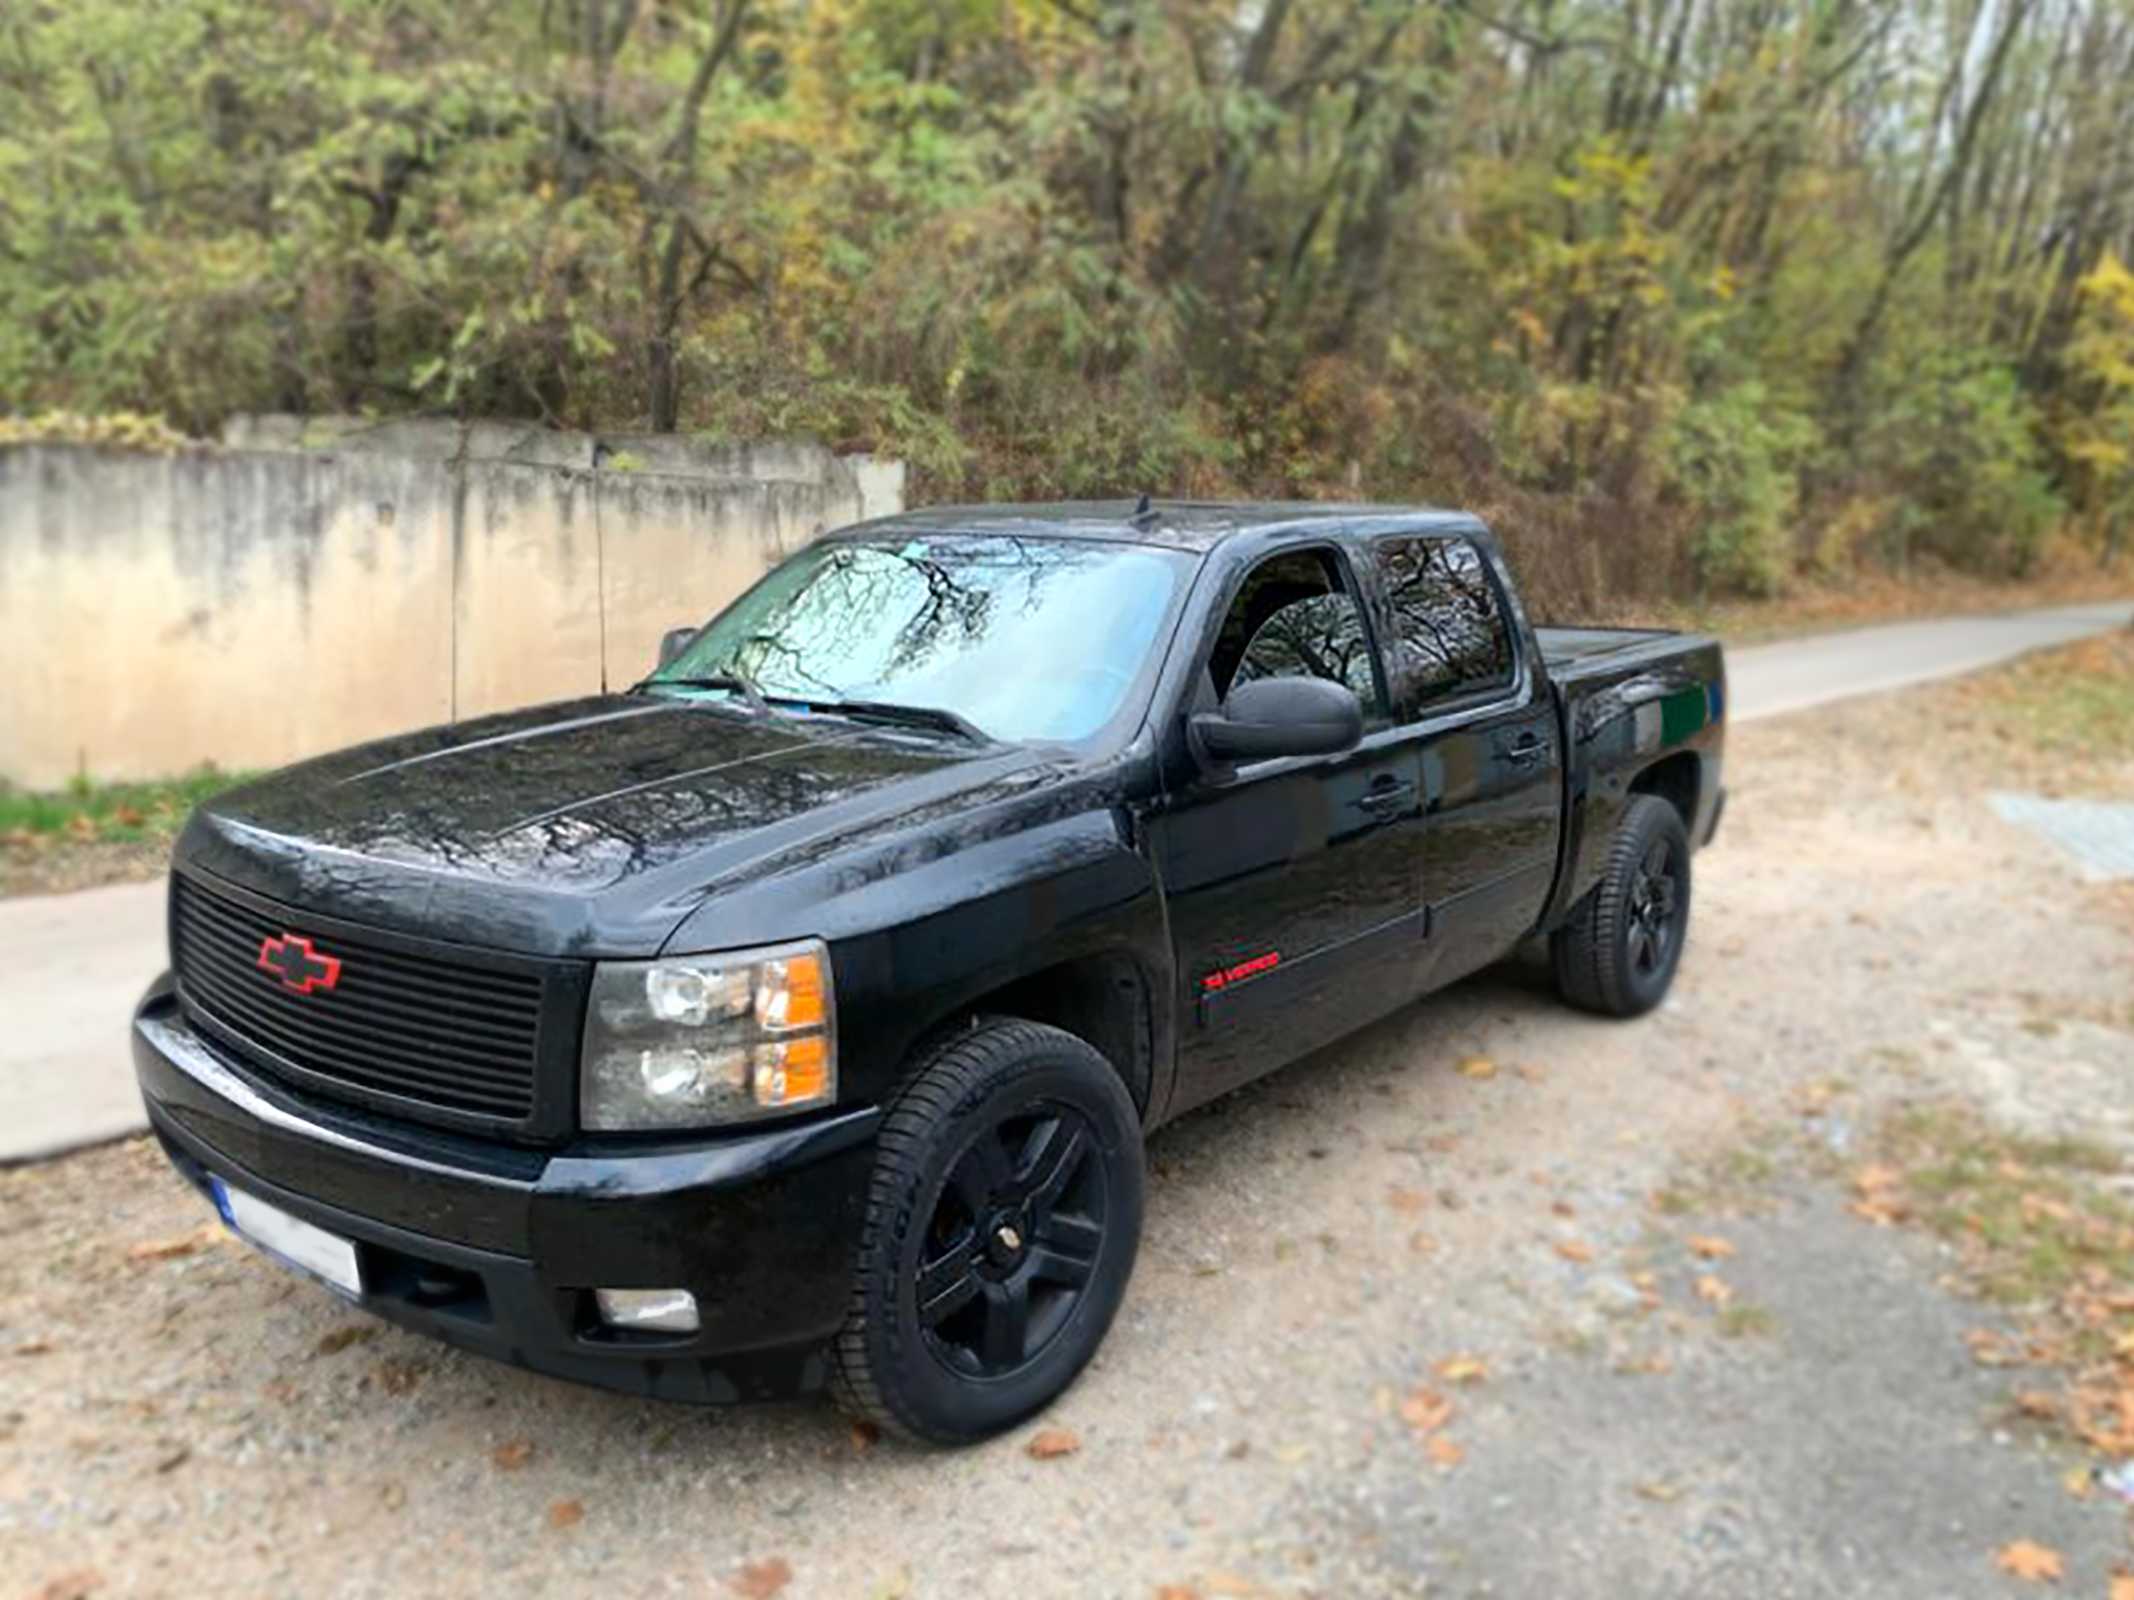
1726;597;2134;722
2;596;2129;1163
0;879;167;1161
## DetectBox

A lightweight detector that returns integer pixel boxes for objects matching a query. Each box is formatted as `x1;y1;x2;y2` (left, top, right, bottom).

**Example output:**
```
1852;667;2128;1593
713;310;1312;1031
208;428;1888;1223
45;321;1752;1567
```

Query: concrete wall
0;421;905;789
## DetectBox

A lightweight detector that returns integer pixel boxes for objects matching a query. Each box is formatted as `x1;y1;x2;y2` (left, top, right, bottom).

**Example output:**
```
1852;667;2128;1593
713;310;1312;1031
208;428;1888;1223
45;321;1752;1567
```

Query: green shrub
1660;381;1820;596
1862;350;2065;575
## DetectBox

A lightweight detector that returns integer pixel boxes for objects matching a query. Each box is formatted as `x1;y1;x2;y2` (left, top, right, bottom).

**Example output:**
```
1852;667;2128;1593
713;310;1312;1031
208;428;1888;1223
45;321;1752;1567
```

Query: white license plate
210;1176;365;1299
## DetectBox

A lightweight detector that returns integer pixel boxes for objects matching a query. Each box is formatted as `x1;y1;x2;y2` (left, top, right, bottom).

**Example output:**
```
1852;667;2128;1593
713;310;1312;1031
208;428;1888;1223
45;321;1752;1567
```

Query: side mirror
657;626;697;670
1191;676;1364;767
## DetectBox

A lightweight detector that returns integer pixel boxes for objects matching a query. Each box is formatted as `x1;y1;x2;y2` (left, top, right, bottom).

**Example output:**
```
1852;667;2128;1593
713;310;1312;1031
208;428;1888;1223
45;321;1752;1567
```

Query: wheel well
1630;751;1701;833
955;954;1155;1114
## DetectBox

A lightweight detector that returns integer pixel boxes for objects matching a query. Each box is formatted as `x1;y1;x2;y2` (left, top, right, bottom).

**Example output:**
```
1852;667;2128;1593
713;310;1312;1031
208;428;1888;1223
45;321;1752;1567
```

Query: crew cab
133;501;1725;1444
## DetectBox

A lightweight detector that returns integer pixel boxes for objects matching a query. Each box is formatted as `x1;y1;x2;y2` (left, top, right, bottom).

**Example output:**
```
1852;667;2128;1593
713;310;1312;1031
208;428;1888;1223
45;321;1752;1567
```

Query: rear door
1363;533;1562;984
1147;542;1428;1114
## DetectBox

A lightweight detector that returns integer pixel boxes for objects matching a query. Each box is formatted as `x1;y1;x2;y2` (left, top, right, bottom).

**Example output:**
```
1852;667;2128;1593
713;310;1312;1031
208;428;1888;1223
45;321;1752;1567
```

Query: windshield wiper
647;672;769;715
785;697;993;746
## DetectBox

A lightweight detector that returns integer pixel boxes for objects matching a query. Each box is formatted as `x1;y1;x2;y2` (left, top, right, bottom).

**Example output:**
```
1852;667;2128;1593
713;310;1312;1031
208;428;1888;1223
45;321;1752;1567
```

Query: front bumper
133;977;879;1403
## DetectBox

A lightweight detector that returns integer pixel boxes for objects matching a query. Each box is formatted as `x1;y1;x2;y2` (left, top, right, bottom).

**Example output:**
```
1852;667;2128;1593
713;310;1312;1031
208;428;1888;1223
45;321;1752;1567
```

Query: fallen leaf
1456;1055;1498;1080
1694;1274;1733;1307
1551;1200;1576;1218
30;1572;103;1600
1204;1574;1258;1597
1993;1540;2062;1582
1154;1587;1200;1600
1386;1187;1430;1214
127;1228;213;1263
314;1325;377;1357
153;1445;190;1474
546;1498;585;1529
1433;1356;1489;1385
1966;1329;2021;1367
2110;1570;2134;1600
1555;1240;1594;1264
1424;1435;1464;1469
2013;1392;2060;1421
849;1420;880;1454
380;1481;407;1510
1847;1197;1910;1226
1027;1427;1081;1459
2060;1466;2093;1501
1408;1232;1437;1255
728;1557;793;1598
1614;1352;1672;1376
492;1438;535;1471
14;1339;53;1357
1398;1388;1453;1433
373;1359;423;1396
1634;1479;1683;1502
1853;1164;1903;1197
1686;1235;1736;1260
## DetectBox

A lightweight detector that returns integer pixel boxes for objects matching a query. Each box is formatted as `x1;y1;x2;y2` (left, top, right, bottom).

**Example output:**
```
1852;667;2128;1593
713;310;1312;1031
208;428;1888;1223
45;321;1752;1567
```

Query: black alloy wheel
831;1019;1144;1445
1551;792;1693;1018
1624;834;1683;981
915;1102;1107;1379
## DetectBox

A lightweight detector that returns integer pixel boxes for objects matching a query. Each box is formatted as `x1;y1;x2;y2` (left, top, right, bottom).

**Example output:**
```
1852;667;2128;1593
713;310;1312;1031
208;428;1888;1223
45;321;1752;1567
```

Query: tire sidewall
865;1042;1143;1442
1617;801;1692;1013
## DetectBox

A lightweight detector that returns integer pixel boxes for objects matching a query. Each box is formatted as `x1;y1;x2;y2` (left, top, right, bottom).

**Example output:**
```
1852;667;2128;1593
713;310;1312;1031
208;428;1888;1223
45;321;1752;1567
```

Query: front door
1147;545;1427;1115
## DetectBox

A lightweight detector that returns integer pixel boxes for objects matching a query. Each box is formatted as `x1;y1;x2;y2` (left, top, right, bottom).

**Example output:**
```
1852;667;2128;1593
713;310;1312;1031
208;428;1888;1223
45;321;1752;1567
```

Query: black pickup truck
133;501;1724;1444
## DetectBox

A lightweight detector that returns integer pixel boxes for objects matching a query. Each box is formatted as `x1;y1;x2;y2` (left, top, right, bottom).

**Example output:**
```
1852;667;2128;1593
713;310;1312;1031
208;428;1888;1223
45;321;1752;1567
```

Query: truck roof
830;499;1485;555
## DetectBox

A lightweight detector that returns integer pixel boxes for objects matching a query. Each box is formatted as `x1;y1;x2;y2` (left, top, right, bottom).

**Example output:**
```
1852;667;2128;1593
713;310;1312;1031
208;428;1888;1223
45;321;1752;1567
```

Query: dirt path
4;662;2132;1599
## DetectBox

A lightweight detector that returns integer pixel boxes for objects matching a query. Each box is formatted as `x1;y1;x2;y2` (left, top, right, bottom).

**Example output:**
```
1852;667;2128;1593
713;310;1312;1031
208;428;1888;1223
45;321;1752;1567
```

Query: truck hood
178;695;1053;957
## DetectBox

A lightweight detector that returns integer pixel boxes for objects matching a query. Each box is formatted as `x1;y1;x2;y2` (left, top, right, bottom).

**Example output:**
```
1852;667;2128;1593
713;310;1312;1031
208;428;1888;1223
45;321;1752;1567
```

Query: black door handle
1354;777;1417;818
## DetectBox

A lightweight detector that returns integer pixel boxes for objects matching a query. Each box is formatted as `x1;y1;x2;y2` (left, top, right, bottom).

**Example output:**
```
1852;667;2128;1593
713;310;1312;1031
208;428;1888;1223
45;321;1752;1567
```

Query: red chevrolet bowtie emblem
257;933;343;995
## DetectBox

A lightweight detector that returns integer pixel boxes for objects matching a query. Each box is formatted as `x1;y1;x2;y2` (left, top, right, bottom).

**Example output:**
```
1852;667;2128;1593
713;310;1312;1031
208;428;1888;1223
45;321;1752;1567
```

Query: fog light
593;1288;700;1334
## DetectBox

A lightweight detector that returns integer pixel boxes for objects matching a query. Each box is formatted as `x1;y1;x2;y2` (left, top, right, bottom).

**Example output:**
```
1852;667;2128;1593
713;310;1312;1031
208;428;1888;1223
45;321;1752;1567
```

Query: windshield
647;535;1194;743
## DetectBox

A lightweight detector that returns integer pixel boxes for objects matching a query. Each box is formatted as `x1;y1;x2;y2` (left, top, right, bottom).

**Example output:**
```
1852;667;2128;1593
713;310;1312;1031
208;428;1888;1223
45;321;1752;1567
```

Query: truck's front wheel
830;1019;1144;1445
1550;793;1692;1018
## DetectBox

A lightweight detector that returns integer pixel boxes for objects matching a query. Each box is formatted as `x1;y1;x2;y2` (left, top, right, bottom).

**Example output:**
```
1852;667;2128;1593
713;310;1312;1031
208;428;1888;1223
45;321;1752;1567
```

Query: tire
1550;793;1692;1018
829;1018;1144;1446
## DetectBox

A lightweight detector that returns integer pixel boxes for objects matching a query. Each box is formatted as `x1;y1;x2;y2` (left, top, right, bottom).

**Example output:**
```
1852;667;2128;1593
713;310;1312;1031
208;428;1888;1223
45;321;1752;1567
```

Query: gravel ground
3;658;2132;1600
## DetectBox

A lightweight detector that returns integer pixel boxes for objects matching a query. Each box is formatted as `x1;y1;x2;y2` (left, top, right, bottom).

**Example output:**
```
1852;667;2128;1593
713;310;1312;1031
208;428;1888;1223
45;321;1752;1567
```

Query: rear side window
1372;537;1515;708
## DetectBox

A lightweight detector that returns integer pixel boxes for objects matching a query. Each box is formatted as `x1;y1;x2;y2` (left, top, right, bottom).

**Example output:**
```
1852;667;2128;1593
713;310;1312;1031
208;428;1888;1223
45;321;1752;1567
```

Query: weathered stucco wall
0;422;904;789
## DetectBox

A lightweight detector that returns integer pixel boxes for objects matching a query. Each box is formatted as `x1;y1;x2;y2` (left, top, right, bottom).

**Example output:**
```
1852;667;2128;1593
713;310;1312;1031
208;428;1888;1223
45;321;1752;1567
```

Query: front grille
170;874;566;1132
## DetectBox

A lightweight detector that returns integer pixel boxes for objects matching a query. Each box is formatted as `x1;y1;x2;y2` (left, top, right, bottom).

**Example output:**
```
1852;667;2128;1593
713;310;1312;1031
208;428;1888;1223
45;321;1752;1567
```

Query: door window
1371;537;1515;711
1208;549;1386;723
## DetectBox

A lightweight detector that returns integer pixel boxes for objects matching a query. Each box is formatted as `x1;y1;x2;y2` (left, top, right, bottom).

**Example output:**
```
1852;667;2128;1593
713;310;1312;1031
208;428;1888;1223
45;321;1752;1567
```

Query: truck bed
1536;625;1703;681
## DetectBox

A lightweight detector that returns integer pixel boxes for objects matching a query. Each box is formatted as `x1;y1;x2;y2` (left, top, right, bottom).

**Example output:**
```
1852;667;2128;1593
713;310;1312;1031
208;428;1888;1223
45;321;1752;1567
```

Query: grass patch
1863;1103;2134;1454
1972;632;2134;762
1716;1303;1777;1339
0;767;247;846
1649;1119;1803;1219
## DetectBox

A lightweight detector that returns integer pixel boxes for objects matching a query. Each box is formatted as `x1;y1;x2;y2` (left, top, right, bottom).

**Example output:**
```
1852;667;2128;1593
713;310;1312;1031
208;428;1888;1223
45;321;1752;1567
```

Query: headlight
580;939;836;1131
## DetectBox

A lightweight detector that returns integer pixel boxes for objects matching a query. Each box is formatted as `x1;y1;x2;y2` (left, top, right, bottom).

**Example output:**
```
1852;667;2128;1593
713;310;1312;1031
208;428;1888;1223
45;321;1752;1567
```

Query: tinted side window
1211;549;1385;722
1373;537;1514;707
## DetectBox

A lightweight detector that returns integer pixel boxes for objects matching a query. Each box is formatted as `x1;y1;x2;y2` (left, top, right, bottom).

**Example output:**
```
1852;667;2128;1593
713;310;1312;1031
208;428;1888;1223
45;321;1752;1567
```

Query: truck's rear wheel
830;1019;1144;1446
1551;793;1691;1018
